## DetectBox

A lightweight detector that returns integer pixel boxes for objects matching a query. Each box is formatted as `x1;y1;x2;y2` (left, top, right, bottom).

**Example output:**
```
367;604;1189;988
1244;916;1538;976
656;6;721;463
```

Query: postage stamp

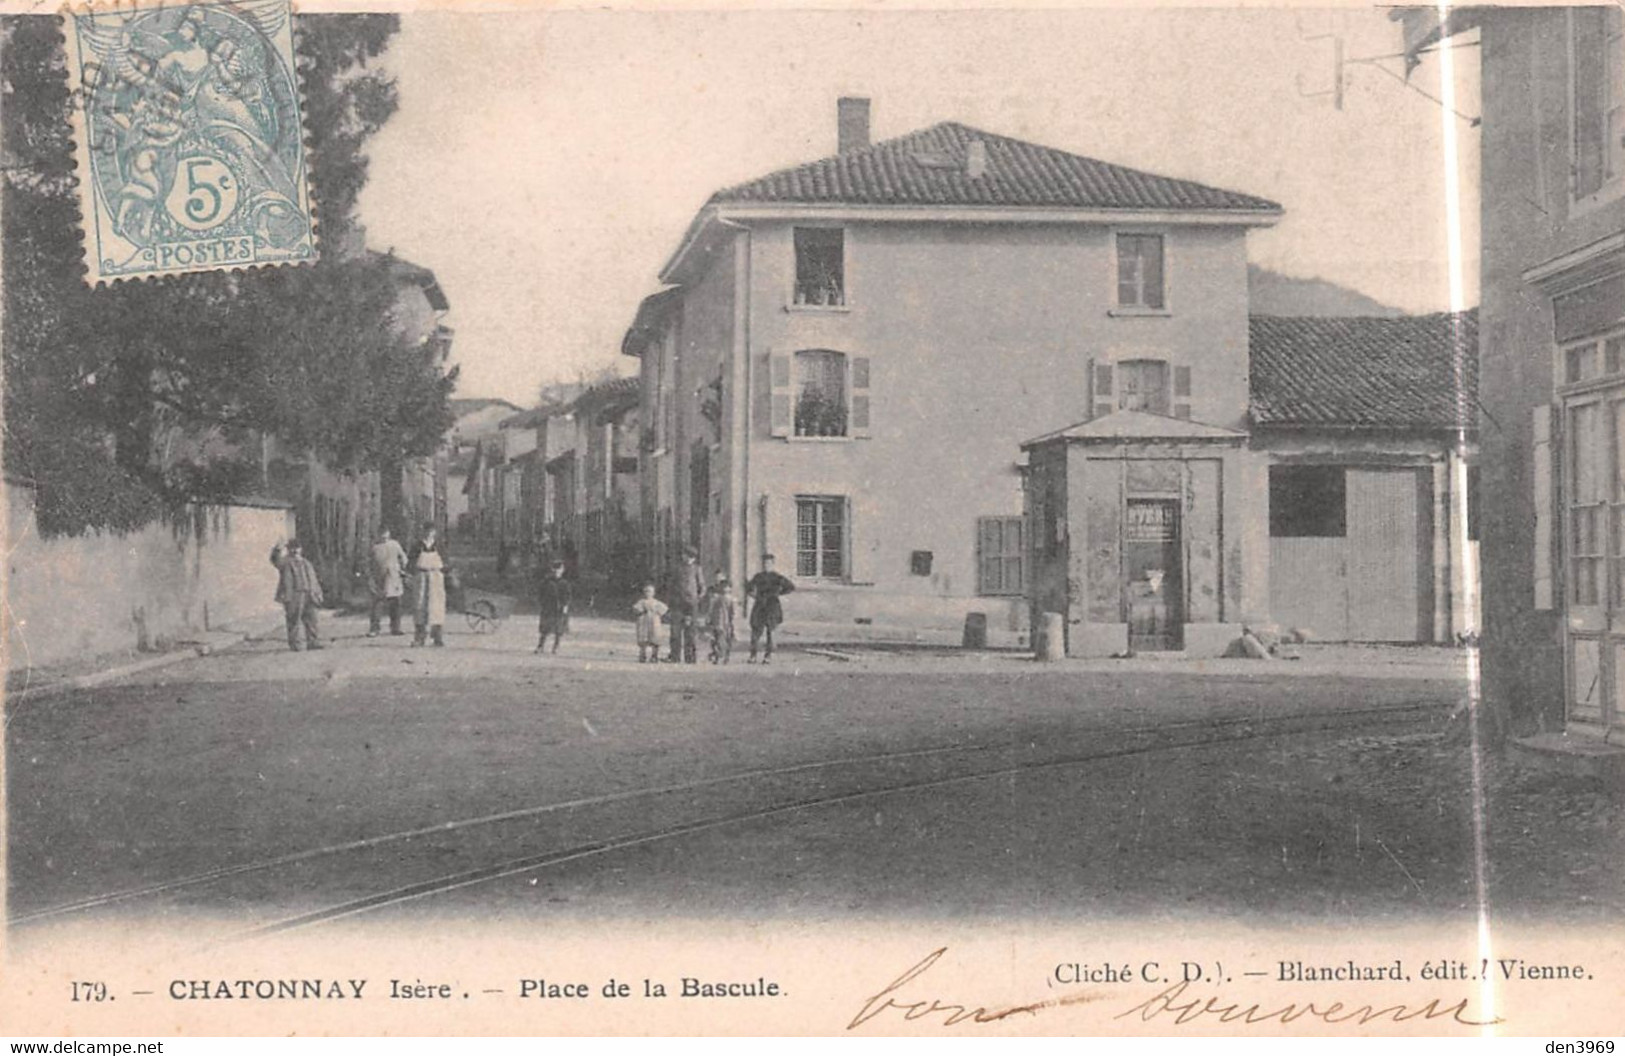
64;0;315;283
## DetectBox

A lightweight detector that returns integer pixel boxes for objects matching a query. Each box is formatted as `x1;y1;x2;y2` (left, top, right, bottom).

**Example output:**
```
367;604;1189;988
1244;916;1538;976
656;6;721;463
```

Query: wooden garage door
1346;469;1422;642
1269;537;1349;641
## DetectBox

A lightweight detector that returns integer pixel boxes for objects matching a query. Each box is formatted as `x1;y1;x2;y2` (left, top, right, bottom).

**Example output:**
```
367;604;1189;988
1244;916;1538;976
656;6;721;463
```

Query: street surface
11;610;1609;949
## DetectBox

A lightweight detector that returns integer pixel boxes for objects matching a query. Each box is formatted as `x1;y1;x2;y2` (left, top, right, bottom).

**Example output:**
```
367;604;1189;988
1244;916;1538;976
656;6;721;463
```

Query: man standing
274;539;325;652
746;553;795;665
367;527;408;637
667;546;707;664
536;558;572;655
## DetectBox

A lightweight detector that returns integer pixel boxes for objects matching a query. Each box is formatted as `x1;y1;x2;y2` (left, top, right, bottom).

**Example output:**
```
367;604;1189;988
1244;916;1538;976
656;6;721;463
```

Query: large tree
1;14;456;536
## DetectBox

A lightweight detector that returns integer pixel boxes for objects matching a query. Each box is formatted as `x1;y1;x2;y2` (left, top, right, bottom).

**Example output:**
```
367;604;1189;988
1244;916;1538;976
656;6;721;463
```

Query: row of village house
302;8;1623;760
450;380;643;597
13;9;1607;756
460;96;1483;656
283;6;1625;761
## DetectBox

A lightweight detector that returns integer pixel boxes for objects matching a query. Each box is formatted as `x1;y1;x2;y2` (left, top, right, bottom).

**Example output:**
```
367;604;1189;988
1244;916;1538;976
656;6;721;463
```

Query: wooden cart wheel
466;599;498;634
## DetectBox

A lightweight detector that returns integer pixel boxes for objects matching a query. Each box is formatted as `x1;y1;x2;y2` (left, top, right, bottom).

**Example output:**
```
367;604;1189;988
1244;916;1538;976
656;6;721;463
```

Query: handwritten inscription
849;949;1508;1031
848;948;1105;1030
1116;980;1503;1028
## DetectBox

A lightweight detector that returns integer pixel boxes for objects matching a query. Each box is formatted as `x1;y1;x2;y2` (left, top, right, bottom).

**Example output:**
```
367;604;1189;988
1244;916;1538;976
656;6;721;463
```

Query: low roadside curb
4;622;279;706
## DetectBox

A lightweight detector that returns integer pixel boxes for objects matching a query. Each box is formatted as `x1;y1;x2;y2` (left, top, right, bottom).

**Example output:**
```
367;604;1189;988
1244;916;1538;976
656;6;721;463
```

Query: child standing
704;574;736;664
536;558;572;656
632;583;668;663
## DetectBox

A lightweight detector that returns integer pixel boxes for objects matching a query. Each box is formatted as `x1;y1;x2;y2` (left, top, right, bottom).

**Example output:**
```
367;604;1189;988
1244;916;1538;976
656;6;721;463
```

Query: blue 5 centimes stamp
65;0;315;283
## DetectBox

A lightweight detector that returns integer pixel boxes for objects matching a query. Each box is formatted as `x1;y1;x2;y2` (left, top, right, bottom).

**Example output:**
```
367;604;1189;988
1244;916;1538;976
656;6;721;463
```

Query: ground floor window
977;516;1026;595
1567;398;1610;607
796;496;847;579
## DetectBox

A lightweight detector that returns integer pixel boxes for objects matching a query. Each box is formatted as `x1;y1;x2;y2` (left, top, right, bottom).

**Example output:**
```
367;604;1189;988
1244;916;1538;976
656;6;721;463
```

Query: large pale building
625;99;1476;653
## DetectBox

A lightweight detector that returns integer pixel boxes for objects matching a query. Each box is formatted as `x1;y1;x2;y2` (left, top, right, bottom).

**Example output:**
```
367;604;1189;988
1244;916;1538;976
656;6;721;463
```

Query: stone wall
4;483;294;670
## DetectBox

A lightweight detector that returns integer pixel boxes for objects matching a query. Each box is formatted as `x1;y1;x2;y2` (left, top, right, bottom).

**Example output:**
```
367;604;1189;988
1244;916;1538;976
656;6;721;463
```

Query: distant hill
1248;265;1404;318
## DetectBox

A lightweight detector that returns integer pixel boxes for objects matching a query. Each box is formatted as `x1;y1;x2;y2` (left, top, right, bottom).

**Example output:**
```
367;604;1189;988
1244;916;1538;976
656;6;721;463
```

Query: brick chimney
838;97;871;154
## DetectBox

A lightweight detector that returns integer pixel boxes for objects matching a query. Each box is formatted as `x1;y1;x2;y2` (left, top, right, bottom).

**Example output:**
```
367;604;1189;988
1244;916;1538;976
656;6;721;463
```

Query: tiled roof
712;122;1281;213
622;287;683;358
574;376;641;418
1249;311;1478;431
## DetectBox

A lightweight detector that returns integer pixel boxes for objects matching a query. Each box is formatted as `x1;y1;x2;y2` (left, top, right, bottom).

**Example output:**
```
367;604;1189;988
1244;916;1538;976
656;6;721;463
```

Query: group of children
633;575;737;664
631;553;796;665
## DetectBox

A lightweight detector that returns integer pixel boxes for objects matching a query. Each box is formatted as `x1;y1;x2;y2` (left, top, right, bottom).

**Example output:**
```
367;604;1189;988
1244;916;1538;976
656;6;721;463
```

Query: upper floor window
1561;331;1625;389
1572;6;1624;200
795;349;847;437
1117;358;1171;415
1116;233;1165;310
769;349;872;439
1091;358;1191;419
794;227;845;306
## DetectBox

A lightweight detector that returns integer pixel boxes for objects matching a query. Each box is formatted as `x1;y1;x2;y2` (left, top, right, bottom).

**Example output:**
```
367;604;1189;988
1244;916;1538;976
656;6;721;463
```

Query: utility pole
1297;29;1346;110
1296;20;1481;125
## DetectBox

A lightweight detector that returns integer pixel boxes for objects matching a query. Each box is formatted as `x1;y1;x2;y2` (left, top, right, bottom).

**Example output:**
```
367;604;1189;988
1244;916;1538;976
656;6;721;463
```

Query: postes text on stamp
65;0;315;283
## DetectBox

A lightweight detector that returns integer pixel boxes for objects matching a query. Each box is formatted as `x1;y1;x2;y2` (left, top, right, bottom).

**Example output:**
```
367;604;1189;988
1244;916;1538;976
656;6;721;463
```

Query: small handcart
449;584;517;634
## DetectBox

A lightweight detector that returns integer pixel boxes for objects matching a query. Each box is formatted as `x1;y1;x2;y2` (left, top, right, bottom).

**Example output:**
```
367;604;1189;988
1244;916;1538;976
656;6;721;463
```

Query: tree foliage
1;14;457;536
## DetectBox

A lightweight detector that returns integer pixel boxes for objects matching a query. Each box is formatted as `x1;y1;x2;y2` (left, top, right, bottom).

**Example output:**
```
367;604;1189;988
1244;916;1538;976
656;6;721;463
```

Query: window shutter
1008;516;1026;594
1573;9;1607;198
848;491;877;584
976;516;1027;595
850;355;872;438
977;516;996;594
769;350;792;438
1173;364;1192;419
1143;237;1165;309
1093;361;1114;419
1533;404;1556;611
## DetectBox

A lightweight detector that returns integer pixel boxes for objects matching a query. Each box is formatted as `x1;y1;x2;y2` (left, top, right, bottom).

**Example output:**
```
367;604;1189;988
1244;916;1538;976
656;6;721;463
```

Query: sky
358;7;1481;406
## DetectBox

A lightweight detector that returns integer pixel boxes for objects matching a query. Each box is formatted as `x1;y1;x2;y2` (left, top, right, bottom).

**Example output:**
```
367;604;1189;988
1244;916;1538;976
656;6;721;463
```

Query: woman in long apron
408;525;448;647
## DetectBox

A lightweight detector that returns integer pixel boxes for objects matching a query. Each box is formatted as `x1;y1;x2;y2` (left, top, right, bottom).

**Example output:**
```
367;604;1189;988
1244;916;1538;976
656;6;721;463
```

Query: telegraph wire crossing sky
359;8;1481;405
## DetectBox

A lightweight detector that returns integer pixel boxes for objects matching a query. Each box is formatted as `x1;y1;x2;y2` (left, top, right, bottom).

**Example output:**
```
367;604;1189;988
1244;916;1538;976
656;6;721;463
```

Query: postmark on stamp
65;0;315;283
